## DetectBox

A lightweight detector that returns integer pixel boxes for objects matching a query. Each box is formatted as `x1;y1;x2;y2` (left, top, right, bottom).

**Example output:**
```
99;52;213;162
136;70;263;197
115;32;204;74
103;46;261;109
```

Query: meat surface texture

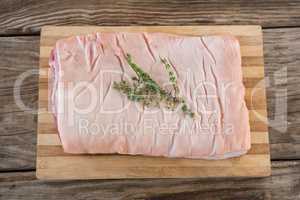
49;32;251;159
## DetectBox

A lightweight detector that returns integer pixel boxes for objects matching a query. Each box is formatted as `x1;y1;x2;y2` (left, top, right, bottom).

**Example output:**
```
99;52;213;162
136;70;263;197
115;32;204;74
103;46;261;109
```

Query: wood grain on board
1;160;300;200
36;26;270;179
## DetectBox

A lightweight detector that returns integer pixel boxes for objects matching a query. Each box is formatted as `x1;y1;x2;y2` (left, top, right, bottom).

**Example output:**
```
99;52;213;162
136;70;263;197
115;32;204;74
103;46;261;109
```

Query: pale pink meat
49;32;251;159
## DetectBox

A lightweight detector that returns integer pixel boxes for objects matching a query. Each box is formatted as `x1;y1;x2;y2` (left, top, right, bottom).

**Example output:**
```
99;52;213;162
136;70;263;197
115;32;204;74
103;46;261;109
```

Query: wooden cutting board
37;26;271;179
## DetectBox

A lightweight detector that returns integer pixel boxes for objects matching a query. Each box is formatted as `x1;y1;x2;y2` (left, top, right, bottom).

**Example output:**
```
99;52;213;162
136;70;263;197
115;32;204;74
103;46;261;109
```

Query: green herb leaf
113;54;195;118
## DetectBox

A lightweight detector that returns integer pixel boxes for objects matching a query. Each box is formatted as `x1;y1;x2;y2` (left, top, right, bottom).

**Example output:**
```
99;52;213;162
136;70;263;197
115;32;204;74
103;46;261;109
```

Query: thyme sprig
113;54;194;118
160;57;179;96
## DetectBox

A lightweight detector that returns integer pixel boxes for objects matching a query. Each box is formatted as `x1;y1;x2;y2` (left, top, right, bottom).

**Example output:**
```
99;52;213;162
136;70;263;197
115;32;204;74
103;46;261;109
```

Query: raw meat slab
37;26;270;179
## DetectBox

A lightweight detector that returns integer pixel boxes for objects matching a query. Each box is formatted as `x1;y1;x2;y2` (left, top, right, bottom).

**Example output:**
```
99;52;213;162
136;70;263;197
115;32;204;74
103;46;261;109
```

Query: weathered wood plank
0;37;39;171
0;160;299;199
0;0;300;35
0;27;300;171
263;28;300;160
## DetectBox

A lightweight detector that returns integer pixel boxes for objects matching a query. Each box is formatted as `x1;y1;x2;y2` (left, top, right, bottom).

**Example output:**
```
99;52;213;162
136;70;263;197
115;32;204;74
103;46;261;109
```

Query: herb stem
114;54;195;118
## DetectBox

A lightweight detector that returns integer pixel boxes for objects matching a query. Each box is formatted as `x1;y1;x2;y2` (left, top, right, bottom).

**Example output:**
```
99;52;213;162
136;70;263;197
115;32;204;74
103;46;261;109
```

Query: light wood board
36;26;271;179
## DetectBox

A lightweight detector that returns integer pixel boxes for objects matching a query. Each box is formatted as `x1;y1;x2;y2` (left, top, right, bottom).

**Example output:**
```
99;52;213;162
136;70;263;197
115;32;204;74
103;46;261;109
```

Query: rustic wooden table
0;1;299;199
